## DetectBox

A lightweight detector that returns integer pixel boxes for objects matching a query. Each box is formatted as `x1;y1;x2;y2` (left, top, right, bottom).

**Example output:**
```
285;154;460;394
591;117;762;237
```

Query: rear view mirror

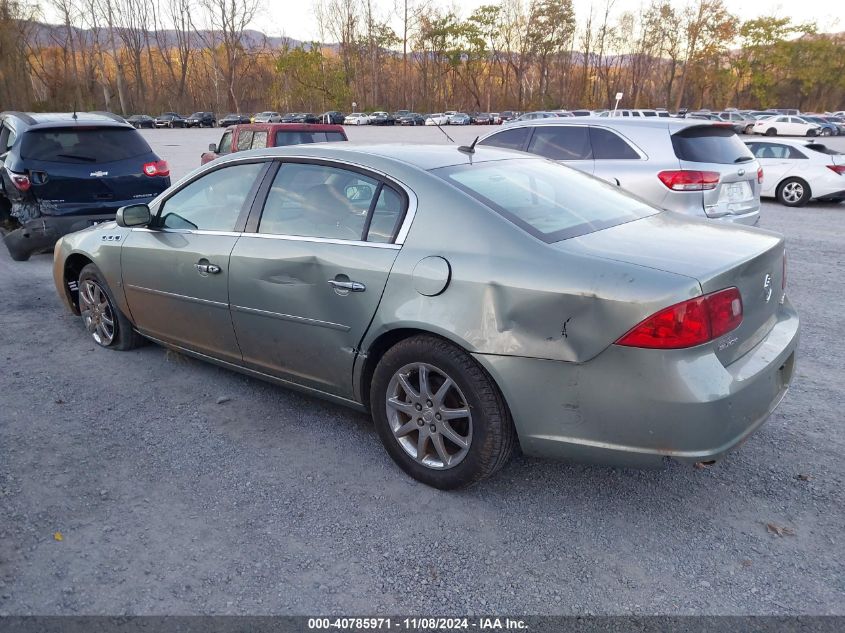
208;143;218;152
346;184;374;201
116;204;151;228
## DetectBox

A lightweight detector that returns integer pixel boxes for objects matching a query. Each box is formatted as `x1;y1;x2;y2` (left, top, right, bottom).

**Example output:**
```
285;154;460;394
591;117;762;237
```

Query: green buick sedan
53;144;799;489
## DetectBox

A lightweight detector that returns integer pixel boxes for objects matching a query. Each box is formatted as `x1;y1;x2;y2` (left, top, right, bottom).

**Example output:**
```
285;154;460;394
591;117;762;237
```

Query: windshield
433;159;657;243
21;128;153;163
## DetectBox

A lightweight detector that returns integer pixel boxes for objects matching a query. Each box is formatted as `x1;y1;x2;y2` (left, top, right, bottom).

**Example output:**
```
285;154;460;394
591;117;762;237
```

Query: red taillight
657;170;720;191
143;160;170;177
757;167;764;184
826;164;845;175
616;287;743;349
10;172;31;191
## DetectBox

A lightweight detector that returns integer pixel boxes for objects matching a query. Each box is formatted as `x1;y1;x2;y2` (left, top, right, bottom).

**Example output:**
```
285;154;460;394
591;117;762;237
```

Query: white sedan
343;112;371;125
424;113;450;126
745;139;845;206
752;115;820;137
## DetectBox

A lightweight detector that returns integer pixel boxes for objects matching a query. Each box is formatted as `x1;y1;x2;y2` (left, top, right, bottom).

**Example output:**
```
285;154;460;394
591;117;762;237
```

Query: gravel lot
1;127;844;616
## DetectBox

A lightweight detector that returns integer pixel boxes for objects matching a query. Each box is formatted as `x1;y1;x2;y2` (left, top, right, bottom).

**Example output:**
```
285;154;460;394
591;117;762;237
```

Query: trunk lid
561;212;785;365
671;125;761;219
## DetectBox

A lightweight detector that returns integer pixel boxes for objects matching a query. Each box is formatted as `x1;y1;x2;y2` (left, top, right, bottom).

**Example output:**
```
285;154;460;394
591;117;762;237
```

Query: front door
121;160;267;362
229;160;407;399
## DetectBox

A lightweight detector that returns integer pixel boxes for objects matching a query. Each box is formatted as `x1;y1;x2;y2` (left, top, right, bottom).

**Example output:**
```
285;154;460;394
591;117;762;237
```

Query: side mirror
116;203;151;228
208;143;218;152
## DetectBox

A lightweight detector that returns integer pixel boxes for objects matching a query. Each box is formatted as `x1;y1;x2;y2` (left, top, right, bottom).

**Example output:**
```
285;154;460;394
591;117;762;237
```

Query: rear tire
370;335;516;489
77;264;144;350
776;177;812;207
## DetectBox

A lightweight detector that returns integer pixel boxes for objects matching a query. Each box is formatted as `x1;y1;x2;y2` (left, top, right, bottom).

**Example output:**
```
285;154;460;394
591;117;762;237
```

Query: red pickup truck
201;123;348;164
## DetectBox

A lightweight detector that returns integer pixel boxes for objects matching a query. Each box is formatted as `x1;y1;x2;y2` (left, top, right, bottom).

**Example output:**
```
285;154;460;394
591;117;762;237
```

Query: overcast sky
261;0;843;41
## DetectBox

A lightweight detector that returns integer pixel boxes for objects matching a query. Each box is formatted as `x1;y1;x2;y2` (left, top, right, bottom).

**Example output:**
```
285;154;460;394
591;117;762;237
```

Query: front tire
776;177;811;207
765;127;777;136
370;335;516;489
77;264;143;350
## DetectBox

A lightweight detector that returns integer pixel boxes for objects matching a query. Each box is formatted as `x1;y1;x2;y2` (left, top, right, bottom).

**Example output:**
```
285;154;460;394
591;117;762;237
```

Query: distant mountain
24;20;310;51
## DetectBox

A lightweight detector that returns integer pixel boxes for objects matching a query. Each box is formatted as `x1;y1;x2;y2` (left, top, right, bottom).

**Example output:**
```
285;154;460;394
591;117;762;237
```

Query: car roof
217;142;533;172
225;123;345;133
2;111;131;129
495;116;725;131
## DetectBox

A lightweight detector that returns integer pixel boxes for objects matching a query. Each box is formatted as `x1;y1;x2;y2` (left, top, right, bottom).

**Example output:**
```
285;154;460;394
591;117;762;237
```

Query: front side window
527;126;592;161
478;127;530;151
218;131;232;154
434;158;657;243
158;162;264;231
258;163;379;241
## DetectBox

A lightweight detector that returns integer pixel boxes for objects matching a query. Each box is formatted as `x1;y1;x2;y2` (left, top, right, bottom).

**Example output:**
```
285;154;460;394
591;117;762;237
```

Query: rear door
228;160;407;399
671;125;760;219
121;160;269;362
20;127;164;212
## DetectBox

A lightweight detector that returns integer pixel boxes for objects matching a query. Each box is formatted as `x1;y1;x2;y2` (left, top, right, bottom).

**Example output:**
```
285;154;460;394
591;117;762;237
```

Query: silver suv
478;117;761;225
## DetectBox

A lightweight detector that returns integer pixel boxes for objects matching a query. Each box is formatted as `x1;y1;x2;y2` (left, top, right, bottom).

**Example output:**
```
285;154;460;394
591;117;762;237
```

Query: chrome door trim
237;232;401;249
230;304;351;332
125;284;229;309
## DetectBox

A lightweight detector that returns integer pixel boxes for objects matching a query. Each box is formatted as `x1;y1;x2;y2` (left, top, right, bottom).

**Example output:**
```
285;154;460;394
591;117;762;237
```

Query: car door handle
196;263;222;274
328;279;366;292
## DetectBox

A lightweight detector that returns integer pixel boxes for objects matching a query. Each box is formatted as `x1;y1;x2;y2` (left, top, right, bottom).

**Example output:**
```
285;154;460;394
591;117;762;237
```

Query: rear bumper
473;298;799;467
710;209;760;225
4;212;116;259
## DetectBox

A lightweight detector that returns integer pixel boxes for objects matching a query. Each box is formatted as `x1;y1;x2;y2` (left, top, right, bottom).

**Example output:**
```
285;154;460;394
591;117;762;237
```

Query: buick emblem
737;169;746;177
90;170;108;177
763;273;773;303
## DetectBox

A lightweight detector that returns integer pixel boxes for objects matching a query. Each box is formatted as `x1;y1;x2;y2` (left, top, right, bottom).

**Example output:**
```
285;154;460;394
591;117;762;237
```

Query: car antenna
458;136;479;155
431;116;454;143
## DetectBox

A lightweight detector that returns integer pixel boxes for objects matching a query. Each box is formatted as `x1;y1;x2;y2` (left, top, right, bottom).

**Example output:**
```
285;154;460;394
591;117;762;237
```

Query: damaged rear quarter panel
360;179;702;368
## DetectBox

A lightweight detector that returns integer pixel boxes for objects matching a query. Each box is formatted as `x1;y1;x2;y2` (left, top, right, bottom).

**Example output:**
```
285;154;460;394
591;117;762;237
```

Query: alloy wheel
79;279;116;346
782;181;805;204
385;362;472;470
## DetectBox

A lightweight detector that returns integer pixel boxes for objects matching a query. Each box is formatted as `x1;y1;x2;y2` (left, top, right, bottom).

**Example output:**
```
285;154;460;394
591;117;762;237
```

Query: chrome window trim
132;227;401;249
238;233;401;249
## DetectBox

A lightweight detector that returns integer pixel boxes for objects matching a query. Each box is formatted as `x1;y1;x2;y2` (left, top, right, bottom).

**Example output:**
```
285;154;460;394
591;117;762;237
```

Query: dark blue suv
0;111;171;260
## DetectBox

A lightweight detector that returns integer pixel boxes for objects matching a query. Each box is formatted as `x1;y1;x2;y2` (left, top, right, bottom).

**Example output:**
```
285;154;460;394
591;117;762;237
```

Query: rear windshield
274;131;346;146
805;143;843;156
433;158;657;243
671;126;753;164
21;128;152;163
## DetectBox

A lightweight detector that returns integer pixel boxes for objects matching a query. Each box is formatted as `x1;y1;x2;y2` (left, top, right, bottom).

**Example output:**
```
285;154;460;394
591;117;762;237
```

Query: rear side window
526;126;592;160
435;158;657;243
747;143;806;159
478;127;530;151
671;126;753;165
274;131;346;146
20;128;152;163
589;127;640;160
